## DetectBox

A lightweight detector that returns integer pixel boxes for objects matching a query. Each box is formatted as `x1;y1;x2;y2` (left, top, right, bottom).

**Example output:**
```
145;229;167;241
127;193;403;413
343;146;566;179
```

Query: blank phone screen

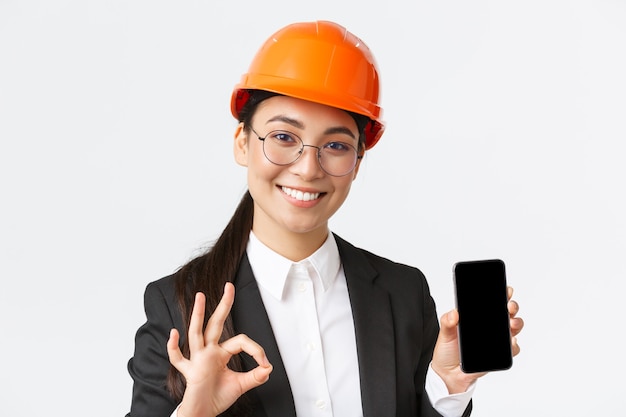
454;259;512;373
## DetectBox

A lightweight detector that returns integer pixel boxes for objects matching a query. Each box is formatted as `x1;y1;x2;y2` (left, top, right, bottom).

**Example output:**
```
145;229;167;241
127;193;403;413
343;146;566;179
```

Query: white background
1;0;625;415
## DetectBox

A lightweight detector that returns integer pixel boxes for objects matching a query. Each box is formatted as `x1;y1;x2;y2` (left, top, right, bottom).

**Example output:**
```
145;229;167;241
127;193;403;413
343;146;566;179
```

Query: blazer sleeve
126;276;182;417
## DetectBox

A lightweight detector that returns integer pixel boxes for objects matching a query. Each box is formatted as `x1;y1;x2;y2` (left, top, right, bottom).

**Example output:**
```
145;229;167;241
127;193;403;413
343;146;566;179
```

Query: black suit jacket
126;234;472;417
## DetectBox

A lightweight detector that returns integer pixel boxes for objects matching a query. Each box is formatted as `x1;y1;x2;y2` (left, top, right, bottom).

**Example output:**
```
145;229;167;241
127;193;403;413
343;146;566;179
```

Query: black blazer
126;234;472;417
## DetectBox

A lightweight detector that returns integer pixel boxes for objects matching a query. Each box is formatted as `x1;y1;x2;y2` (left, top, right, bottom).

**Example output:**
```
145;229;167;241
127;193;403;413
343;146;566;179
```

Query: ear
233;123;249;167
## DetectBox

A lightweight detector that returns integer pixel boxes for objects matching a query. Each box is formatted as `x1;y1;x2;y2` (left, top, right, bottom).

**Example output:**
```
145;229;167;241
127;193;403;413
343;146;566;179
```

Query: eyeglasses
249;126;362;177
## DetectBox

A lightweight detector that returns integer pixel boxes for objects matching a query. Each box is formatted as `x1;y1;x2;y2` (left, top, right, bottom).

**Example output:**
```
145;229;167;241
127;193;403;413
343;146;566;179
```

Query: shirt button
315;400;326;409
297;282;306;292
306;342;315;351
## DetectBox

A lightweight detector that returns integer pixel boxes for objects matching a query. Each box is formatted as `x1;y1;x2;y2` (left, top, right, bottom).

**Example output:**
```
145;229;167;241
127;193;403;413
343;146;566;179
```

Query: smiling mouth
281;186;322;201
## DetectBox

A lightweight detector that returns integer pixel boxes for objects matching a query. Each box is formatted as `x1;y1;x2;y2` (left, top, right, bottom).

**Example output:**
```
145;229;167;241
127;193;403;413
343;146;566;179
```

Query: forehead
252;95;358;131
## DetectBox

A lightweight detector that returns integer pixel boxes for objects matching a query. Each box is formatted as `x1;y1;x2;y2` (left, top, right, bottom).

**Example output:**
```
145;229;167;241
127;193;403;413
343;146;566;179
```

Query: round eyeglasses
249;126;362;177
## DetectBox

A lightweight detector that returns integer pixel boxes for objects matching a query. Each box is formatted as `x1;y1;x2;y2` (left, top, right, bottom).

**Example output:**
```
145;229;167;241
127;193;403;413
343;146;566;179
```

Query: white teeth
282;186;320;201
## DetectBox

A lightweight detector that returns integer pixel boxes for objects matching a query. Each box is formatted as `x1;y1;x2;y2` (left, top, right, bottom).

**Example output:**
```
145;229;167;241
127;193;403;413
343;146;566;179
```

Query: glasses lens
319;142;358;176
263;131;303;165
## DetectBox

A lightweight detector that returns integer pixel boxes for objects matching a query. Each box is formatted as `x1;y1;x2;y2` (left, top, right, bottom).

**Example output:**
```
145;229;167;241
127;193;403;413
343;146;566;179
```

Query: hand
431;286;524;394
167;283;273;417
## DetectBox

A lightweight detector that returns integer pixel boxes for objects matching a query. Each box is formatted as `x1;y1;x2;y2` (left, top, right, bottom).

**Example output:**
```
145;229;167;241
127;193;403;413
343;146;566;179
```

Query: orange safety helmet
231;20;385;150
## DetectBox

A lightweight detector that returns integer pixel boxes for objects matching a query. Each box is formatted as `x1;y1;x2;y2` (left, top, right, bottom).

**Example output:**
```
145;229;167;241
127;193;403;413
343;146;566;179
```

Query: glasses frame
248;126;363;177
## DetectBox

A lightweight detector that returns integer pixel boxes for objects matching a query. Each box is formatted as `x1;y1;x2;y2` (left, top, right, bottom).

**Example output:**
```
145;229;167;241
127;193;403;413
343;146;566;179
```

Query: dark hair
166;189;254;416
166;89;370;413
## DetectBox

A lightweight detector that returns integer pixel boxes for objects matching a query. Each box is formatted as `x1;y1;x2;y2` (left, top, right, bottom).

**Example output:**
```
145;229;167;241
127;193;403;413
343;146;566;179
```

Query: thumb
438;309;459;342
239;364;273;394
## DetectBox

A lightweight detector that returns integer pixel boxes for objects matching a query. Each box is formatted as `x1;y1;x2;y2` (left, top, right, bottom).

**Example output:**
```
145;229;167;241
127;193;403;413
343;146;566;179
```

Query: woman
126;20;524;417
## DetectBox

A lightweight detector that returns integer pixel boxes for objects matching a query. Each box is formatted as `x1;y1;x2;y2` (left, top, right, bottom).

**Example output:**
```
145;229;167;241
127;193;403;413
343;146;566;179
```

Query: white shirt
248;231;362;416
247;231;474;417
172;231;474;417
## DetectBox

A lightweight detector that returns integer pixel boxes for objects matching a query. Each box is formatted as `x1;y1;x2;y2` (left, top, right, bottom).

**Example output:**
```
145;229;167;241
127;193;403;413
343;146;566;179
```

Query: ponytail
166;190;254;400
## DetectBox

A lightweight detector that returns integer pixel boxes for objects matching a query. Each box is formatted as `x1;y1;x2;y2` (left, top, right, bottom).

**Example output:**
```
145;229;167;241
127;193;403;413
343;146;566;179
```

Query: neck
251;224;329;262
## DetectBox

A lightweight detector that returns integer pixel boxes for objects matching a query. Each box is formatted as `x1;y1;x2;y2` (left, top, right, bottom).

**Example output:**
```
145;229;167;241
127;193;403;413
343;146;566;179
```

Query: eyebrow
266;115;357;140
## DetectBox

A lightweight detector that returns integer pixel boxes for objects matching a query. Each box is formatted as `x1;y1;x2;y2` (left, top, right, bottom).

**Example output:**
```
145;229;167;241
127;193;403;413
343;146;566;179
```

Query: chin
282;220;328;236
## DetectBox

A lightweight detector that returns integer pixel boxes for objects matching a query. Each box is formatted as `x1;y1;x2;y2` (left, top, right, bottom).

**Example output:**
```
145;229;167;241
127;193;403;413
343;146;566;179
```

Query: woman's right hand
167;282;273;417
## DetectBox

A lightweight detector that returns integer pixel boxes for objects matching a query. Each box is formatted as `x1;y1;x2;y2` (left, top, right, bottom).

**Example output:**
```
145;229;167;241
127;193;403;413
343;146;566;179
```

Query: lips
281;186;321;201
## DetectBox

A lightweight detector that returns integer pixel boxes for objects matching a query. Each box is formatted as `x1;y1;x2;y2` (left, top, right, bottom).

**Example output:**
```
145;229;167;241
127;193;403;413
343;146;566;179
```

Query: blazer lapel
335;234;397;417
231;254;297;417
231;240;396;417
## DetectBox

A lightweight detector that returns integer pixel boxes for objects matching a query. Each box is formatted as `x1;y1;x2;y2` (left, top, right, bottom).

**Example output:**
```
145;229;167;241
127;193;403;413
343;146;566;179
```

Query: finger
508;299;519;317
221;334;273;393
189;292;207;352
205;282;236;344
510;316;524;337
220;333;272;367
507;286;514;300
167;328;186;369
511;336;521;357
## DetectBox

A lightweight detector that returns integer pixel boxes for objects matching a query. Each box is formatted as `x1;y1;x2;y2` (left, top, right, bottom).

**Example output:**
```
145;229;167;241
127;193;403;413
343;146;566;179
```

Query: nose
291;144;324;179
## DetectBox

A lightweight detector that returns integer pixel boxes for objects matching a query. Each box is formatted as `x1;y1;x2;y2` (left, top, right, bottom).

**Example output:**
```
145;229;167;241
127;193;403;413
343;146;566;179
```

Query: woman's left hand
430;286;524;394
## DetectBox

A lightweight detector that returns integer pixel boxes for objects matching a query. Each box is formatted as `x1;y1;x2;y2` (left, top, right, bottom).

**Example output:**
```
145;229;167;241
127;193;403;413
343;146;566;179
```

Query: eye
323;141;353;154
269;130;300;146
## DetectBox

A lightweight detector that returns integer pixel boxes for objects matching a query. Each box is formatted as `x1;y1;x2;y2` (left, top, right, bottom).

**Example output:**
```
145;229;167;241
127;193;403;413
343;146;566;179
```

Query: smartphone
453;259;512;373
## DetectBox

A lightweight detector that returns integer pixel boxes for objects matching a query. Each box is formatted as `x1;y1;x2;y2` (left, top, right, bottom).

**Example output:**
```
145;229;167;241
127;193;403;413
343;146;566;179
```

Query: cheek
245;142;268;169
246;146;282;181
332;177;356;199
